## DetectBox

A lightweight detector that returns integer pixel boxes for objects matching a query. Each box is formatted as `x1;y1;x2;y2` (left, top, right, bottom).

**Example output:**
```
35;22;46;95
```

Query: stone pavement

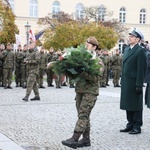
0;80;150;150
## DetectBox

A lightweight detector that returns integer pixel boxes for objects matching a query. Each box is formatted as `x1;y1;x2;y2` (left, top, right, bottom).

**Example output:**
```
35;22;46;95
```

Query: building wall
10;0;150;46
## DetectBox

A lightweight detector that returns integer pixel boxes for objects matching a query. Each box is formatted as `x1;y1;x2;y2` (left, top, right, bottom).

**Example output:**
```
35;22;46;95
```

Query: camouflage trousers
0;67;3;83
20;65;27;86
74;92;97;133
38;69;45;86
46;68;54;86
26;73;39;97
101;68;107;86
112;69;121;85
3;68;13;86
15;67;21;85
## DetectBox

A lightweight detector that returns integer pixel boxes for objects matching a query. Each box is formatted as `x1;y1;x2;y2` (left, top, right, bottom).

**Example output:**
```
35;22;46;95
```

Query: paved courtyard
0;80;150;150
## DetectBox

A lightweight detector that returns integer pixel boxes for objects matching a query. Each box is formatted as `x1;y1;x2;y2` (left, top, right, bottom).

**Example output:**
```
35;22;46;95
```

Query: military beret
129;28;144;40
87;37;98;46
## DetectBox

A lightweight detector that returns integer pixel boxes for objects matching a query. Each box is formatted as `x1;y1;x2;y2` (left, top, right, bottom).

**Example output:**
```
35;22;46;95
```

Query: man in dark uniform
120;28;147;134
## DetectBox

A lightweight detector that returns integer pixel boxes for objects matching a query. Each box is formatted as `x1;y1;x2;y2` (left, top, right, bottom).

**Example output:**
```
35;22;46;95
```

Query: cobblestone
0;80;150;150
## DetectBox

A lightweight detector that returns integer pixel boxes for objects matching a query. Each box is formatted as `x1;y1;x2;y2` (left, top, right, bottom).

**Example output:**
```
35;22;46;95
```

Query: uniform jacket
26;50;40;75
1;50;14;69
144;50;150;83
39;52;48;69
111;54;122;70
120;44;147;111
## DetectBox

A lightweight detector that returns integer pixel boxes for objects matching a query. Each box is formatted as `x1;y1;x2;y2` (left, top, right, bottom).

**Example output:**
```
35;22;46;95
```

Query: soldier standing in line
22;42;41;101
62;37;103;149
47;47;55;87
100;49;110;87
38;46;48;88
15;44;22;87
1;43;14;89
110;49;122;87
52;49;63;88
17;44;28;88
0;44;5;87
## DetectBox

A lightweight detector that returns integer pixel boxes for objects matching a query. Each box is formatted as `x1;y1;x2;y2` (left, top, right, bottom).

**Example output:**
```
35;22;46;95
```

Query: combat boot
39;85;45;88
22;95;29;101
30;96;40;101
77;131;91;147
62;131;82;149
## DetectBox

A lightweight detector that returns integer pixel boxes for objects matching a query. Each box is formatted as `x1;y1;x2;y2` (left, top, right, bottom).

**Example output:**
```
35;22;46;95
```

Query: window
75;3;84;19
52;1;60;14
119;7;126;23
139;8;146;24
98;5;106;21
9;0;14;12
119;39;125;54
30;0;38;17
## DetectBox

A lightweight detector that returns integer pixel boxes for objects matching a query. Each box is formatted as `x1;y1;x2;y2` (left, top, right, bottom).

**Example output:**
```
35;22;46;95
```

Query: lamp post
24;22;31;49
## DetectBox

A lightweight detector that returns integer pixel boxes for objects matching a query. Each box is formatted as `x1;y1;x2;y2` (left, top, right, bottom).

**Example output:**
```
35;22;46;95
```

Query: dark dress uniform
120;43;147;133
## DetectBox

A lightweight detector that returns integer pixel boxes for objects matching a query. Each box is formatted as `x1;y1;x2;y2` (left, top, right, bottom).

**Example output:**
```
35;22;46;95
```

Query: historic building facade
8;0;150;50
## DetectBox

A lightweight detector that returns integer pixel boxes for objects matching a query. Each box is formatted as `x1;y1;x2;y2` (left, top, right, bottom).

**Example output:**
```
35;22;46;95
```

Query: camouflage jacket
39;52;48;69
17;51;28;66
110;54;122;69
1;50;14;69
25;50;40;75
75;72;100;95
47;52;55;62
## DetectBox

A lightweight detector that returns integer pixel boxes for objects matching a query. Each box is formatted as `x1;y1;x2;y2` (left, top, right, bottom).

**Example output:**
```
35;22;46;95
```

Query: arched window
9;0;14;12
52;1;60;14
139;8;146;24
75;3;84;19
119;7;126;23
30;0;38;17
98;5;106;21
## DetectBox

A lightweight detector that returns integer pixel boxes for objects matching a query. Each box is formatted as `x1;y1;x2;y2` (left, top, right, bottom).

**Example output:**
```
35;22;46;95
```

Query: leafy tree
43;21;118;50
0;0;18;44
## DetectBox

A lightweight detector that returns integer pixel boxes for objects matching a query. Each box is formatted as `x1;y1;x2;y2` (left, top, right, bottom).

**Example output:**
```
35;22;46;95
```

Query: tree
43;21;118;50
0;0;18;44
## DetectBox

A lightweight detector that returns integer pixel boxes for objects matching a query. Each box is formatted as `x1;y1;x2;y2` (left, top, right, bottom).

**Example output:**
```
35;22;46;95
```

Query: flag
15;34;21;45
35;30;45;40
29;29;36;42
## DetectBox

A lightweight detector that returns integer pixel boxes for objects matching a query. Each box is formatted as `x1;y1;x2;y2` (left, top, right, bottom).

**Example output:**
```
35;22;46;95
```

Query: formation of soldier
0;42;123;92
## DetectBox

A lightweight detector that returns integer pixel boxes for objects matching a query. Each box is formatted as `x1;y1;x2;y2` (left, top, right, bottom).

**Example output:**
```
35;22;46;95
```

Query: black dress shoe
120;128;132;132
129;129;141;134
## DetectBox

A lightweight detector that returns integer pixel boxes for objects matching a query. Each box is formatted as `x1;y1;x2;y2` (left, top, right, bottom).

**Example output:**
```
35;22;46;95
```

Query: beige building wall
10;0;150;46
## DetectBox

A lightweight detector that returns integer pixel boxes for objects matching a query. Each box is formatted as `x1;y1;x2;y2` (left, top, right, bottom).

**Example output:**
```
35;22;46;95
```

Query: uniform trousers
74;92;97;133
126;110;143;131
26;73;39;96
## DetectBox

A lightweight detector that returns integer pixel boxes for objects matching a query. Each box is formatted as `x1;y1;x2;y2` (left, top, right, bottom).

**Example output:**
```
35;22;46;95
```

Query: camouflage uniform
47;52;55;86
23;49;40;100
100;54;110;87
110;53;122;87
0;50;3;86
15;50;22;86
75;71;100;132
38;51;47;87
17;50;28;87
1;49;14;88
52;53;63;88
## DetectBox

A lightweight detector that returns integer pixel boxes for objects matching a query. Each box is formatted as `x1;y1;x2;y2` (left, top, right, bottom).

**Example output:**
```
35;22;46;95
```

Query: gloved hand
74;67;85;74
136;86;142;94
